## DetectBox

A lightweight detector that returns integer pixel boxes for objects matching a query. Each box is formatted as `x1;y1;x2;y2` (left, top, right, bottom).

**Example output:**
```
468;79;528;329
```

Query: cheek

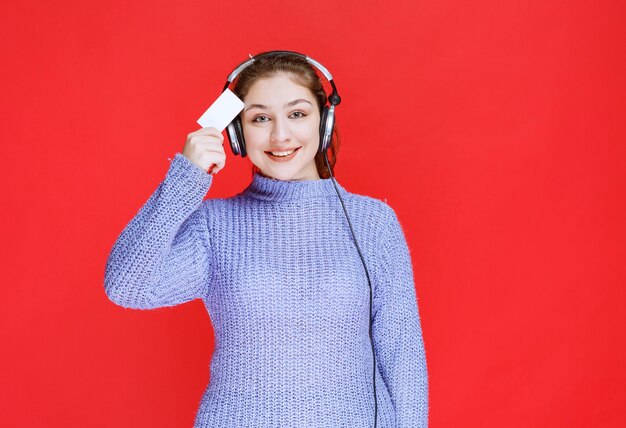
295;119;321;143
242;124;266;147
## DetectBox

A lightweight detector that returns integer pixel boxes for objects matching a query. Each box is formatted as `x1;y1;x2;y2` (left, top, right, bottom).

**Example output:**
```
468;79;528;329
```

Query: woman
104;51;428;427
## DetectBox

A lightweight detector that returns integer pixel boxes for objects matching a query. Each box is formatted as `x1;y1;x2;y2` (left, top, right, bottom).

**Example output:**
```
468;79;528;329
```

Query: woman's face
241;73;321;181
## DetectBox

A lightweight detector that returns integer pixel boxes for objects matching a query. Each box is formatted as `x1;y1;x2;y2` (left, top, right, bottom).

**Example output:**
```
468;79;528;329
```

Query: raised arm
104;153;214;309
371;205;429;427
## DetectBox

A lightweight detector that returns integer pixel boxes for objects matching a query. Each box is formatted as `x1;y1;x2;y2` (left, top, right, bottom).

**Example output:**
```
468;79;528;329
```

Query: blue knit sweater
104;153;428;427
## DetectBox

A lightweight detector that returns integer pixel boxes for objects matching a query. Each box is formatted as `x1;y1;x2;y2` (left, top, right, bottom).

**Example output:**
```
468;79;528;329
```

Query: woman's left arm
372;205;429;428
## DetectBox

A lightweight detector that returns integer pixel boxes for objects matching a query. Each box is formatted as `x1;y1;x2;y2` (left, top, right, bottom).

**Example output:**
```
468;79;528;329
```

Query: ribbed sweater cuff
162;153;213;204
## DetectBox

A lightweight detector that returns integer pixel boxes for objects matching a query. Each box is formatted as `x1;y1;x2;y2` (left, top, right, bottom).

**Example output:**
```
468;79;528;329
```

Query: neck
243;171;348;202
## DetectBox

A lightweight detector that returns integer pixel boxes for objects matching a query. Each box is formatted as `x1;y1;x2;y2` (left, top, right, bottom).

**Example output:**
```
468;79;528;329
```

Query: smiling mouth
265;147;302;157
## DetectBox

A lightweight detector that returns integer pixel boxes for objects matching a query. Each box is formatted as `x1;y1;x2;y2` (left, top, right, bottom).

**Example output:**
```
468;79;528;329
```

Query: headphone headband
223;50;341;106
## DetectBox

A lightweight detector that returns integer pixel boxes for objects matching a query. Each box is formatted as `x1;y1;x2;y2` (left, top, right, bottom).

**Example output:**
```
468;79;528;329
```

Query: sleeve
104;153;215;309
371;204;429;427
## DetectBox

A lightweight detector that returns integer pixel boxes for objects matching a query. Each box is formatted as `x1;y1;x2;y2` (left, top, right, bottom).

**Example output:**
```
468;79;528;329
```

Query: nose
270;117;292;144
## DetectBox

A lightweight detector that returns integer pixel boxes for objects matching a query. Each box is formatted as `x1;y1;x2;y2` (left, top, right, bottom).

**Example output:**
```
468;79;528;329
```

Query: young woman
104;51;428;428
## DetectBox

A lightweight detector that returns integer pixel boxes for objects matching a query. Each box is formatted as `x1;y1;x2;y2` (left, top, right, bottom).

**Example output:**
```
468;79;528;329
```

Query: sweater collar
244;172;348;202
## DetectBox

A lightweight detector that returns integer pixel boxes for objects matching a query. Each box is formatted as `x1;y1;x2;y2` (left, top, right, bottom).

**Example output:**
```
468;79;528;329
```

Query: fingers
187;126;224;140
202;150;226;174
182;127;227;174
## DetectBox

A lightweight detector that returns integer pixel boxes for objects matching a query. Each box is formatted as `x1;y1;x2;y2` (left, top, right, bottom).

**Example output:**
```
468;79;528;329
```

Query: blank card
196;89;245;131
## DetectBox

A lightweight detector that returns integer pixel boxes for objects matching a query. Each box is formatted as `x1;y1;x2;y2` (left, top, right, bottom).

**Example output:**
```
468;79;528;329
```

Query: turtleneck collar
243;172;349;202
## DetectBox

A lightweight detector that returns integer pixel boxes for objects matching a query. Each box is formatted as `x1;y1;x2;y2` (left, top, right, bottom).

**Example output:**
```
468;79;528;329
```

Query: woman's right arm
104;127;226;309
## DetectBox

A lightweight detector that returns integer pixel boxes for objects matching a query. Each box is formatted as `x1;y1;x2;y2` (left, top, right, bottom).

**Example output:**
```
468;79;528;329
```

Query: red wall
1;0;624;426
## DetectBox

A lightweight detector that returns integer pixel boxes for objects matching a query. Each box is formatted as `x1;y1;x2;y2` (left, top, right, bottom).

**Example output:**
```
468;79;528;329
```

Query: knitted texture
104;153;428;427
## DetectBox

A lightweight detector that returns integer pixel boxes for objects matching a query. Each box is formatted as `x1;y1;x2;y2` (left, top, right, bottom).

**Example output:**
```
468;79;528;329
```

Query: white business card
196;88;245;131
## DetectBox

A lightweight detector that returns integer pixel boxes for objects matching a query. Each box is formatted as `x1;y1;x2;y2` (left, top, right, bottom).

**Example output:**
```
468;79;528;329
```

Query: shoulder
196;192;257;220
198;195;238;214
343;189;399;227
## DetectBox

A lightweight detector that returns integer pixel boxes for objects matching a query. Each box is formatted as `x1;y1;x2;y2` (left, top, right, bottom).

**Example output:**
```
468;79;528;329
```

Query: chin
260;164;313;181
251;155;319;181
263;169;297;181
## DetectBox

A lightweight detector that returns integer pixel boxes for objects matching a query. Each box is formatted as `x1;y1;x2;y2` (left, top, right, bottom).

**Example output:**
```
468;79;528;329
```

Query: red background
1;1;625;426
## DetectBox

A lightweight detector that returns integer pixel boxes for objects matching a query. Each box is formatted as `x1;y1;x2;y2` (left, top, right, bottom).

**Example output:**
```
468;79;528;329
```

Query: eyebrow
244;99;313;112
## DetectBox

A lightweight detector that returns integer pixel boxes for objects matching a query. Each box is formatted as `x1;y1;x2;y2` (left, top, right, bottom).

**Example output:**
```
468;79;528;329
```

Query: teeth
269;149;296;157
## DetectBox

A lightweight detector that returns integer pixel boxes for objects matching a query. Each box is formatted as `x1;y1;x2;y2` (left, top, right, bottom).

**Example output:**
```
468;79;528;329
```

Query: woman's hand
182;127;226;175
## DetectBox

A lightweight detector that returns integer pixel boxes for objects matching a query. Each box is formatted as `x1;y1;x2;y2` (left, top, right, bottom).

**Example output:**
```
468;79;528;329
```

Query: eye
253;115;270;123
289;111;307;119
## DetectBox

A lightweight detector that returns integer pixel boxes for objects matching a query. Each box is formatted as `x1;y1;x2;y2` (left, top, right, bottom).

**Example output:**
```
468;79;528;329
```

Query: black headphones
222;50;342;158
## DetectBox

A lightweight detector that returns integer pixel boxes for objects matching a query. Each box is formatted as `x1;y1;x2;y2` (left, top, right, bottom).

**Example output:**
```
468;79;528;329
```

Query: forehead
244;73;316;104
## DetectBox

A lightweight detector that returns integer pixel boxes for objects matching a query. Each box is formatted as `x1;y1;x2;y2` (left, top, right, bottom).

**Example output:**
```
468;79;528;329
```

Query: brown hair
232;53;340;179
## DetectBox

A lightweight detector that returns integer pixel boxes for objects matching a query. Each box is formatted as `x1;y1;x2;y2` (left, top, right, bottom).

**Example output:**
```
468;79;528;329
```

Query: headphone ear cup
226;122;239;156
234;117;246;158
227;117;247;157
319;106;335;153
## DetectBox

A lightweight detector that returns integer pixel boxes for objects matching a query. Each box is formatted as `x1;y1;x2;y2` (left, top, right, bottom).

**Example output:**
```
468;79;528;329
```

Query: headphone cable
324;151;378;428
